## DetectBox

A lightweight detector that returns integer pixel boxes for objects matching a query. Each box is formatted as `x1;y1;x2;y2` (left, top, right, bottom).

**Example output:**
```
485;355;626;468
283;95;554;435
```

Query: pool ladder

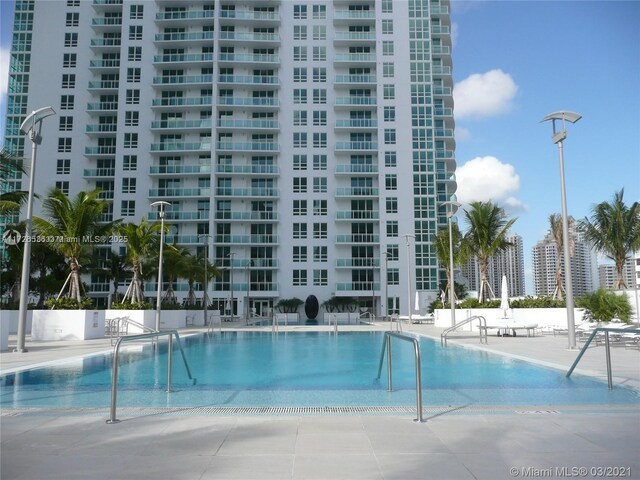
376;331;425;422
440;315;488;347
106;330;196;424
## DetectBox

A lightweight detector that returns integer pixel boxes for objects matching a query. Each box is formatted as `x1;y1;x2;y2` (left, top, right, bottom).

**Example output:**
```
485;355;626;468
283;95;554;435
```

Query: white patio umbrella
500;274;510;318
415;291;420;313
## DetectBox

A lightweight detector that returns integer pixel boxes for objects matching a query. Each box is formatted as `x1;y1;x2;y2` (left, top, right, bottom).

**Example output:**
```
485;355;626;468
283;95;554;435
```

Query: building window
385;151;397;167
293;177;307;193
313;246;327;262
122;178;136;194
56;159;71;174
383;41;394;56
384;129;396;145
386;245;399;261
128;46;142;61
127;67;141;82
312;89;326;104
123;155;137;171
386;197;398;214
384;106;395;122
55;181;70;194
293;154;307;170
62;53;77;68
293;200;307;215
124;111;139;126
385;174;398;190
293;269;307;286
312;154;327;170
313;25;326;40
293;5;307;19
58;116;73;131
313;200;327;215
67;0;80;6
382;20;394;34
383;84;395;100
61;74;75;88
293;132;307;148
130;4;143;19
382;0;393;13
383;63;395;78
293;110;307;126
123;133;138;148
64;32;78;47
293;67;307;82
313;270;328;286
60;95;74;109
129;25;143;40
293;46;307;61
312;111;326;126
312;4;326;19
386;221;399;237
312;133;327;148
126;89;140;104
293;25;307;40
66;13;79;27
293;89;307;104
313;177;327;192
387;268;399;285
121;200;135;216
293;223;307;239
293;246;307;262
57;137;72;153
312;68;326;82
312;46;326;61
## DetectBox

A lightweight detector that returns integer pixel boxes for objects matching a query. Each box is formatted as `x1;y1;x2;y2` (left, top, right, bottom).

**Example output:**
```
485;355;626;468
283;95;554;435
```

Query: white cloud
455;156;527;212
453;69;518;120
455;125;471;141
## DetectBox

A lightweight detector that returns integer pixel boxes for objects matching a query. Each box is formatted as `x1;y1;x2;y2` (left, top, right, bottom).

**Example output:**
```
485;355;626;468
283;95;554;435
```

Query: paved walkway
1;324;639;480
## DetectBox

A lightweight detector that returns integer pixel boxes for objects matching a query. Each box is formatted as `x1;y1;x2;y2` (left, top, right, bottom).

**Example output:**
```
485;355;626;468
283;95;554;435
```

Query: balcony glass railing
336;187;379;196
150;119;212;129
334;32;376;41
431;25;451;35
83;168;115;177
218;10;279;21
218;53;279;63
155;11;214;21
89;59;120;68
335;210;379;220
336;282;380;291
152;97;212;107
215;211;279;221
336;234;380;243
218;31;279;42
85;124;117;133
217;97;279;107
334;10;375;20
214;235;279;244
335;141;378;150
153;53;214;63
218;75;279;85
85;146;116;155
335;119;377;129
148;211;209;221
335;97;376;106
152;75;213;85
148;188;210;197
91;17;122;26
215;164;279;174
216;142;279;152
86;102;119;111
150;142;211;152
217;119;279;130
90;38;121;47
335;164;377;174
215;187;279;197
334;74;376;84
334;53;376;62
87;80;119;89
154;31;214;42
149;164;211;174
336;258;380;267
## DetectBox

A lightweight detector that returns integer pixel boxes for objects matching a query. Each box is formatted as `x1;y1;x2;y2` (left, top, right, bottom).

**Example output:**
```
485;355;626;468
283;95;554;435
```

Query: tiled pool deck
1;323;639;480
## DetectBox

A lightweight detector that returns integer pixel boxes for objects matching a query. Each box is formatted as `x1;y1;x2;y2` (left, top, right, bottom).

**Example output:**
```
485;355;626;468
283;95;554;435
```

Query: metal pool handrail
107;330;196;424
376;331;425;422
566;326;640;389
441;315;487;347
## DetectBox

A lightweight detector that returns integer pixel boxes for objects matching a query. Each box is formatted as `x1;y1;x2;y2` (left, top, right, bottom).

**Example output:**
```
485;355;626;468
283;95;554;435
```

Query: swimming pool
1;331;638;410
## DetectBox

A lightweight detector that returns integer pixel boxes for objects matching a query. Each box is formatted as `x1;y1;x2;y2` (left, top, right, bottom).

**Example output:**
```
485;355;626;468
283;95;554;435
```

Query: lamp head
541;111;582;144
20;106;56;135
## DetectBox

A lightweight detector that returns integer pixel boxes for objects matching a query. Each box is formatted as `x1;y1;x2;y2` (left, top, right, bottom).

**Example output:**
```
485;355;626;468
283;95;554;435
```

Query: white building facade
2;0;456;316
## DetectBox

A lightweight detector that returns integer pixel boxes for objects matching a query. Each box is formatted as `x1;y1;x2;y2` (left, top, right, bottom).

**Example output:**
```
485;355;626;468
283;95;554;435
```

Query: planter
159;310;186;330
0;310;33;335
31;310;106;341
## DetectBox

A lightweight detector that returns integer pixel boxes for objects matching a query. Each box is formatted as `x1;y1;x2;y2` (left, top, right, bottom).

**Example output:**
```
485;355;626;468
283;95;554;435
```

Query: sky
0;0;639;294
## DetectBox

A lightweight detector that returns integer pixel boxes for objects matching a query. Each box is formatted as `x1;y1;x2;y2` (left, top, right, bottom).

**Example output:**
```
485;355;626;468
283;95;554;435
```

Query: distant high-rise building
459;233;525;298
532;218;596;298
1;0;456;316
598;259;637;290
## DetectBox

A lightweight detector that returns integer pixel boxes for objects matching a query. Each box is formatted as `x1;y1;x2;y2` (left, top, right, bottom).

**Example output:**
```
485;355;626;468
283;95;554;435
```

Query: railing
327;314;339;334
441;316;488;347
566;327;640;389
107;330;195;424
106;316;155;345
376;332;425;422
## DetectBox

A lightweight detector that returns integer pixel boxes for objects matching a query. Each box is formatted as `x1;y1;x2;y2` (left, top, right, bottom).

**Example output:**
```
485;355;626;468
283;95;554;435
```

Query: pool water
1;331;638;409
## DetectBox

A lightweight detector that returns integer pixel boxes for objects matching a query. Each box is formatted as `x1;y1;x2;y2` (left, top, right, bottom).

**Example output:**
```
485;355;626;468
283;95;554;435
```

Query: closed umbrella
415;291;420;313
500;274;510;318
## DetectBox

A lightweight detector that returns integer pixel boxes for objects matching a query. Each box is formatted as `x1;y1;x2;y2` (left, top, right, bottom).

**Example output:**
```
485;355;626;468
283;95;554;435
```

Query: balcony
431;25;451;36
334;164;378;174
83;168;115;178
334;53;376;64
148;188;210;198
432;65;452;76
88;59;120;70
215;142;279;153
91;17;122;28
218;31;279;44
335;187;379;197
89;38;121;49
215;164;279;175
150;119;212;130
152;74;213;87
335;210;379;221
336;258;380;268
432;45;451;55
150;142;211;153
336;234;380;244
214;235;279;245
336;282;380;292
334;119;377;130
87;80;119;91
85;124;118;135
148;210;209;221
335;141;378;152
334;10;376;21
217;74;279;86
152;53;214;66
151;97;212;109
434;128;454;138
163;235;201;244
217;97;279;108
85;146;116;156
218;53;279;64
155;10;214;21
433;86;453;96
154;31;214;44
334;74;376;85
216;119;279;131
149;164;211;175
215;187;279;198
214;211;279;221
335;96;376;108
218;10;280;22
334;31;376;43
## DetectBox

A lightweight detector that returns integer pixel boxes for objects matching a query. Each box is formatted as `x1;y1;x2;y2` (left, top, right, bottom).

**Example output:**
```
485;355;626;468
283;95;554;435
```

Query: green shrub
111;301;152;310
44;297;94;309
576;289;631;323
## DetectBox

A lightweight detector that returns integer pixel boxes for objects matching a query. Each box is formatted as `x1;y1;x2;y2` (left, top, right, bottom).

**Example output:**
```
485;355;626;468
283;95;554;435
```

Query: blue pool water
1;331;638;409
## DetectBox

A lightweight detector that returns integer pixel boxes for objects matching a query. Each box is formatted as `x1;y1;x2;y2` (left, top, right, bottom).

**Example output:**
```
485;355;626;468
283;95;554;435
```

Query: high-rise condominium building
459;233;525;299
531;218;597;298
2;0;456;316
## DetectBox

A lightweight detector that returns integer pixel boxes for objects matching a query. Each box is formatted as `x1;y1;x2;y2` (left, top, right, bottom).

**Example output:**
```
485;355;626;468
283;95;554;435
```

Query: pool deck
1;323;639;480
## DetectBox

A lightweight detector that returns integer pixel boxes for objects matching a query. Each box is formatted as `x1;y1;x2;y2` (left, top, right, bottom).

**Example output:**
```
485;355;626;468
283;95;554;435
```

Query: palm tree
118;218;163;304
182;251;220;307
548;213;576;300
434;221;468;306
92;252;131;306
161;244;191;304
32;188;113;304
463;201;517;303
0;148;28;215
579;189;640;289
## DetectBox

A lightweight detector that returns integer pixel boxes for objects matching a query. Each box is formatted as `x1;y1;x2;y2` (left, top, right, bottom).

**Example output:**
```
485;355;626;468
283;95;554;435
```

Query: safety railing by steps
566;326;640;389
376;331;425;422
106;316;156;345
107;330;196;424
440;315;488;347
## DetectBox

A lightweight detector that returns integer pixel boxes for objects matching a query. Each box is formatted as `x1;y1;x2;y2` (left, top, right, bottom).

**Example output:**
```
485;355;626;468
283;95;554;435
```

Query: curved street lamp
402;234;415;322
15;106;56;353
541;111;582;349
151;200;170;332
441;200;461;327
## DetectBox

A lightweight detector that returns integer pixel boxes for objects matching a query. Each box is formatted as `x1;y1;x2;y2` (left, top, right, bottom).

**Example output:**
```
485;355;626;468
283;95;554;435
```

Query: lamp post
245;259;254;324
151;201;170;332
402;234;415;322
382;251;389;324
542;111;582;349
227;252;235;321
441;200;461;327
198;234;211;326
15;106;56;353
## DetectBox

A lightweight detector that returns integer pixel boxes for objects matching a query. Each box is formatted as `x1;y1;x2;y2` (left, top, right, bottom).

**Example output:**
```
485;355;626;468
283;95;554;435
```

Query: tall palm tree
463;201;517;303
118;218;163;304
183;251;219;307
434;221;468;305
548;213;576;300
91;252;131;306
0;148;28;215
32;188;113;304
579;189;640;289
161;244;191;304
